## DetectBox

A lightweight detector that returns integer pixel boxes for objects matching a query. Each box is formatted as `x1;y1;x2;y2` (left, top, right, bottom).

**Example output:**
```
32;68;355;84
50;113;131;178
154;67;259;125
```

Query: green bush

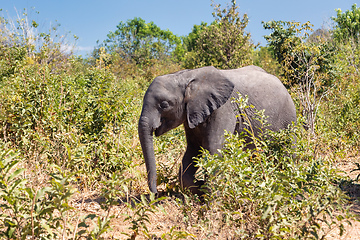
318;38;360;153
194;128;351;239
182;1;254;69
319;78;360;152
0;45;27;81
0;143;79;239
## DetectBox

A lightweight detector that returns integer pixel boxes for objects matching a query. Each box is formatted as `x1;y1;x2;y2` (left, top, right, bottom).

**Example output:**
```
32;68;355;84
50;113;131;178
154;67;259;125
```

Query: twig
72;190;86;240
31;188;39;240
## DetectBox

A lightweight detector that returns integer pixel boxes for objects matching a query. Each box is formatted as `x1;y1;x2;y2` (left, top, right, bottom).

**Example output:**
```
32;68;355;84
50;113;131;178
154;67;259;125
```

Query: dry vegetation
1;3;360;240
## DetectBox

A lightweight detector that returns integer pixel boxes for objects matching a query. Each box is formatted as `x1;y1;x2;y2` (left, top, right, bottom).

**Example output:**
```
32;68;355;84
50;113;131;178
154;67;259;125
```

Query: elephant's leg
178;143;205;195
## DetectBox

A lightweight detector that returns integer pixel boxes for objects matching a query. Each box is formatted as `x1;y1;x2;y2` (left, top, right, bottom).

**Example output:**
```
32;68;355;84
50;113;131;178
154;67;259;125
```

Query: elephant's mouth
154;118;182;137
154;122;166;137
154;127;162;137
154;119;172;137
154;124;169;137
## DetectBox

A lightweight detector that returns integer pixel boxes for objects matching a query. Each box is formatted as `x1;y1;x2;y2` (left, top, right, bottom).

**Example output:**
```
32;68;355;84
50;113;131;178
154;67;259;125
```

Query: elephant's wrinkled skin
138;65;296;195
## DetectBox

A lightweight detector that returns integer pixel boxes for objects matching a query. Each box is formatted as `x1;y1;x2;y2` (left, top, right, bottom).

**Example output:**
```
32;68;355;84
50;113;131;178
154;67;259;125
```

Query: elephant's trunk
138;116;158;194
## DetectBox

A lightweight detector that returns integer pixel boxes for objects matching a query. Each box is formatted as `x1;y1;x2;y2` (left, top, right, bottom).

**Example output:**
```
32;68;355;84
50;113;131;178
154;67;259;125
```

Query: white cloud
60;44;75;53
75;46;94;52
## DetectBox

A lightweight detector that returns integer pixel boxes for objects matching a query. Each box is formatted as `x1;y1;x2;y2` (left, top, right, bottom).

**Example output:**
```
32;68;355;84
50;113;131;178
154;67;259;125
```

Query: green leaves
122;193;167;239
0;45;27;81
332;4;360;42
195;124;351;239
0;152;80;239
102;17;181;66
183;1;254;69
263;20;336;136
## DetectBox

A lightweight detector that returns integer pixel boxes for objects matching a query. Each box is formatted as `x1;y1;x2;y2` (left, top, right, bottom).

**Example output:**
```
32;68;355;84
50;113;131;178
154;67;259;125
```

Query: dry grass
18;152;356;240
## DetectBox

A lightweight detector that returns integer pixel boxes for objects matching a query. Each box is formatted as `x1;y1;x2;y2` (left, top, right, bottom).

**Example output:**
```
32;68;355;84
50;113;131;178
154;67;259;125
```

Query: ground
69;157;360;239
325;158;360;240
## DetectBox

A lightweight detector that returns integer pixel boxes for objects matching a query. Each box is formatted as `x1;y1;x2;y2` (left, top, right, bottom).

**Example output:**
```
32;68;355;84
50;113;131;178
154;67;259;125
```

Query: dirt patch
68;158;360;239
325;158;360;240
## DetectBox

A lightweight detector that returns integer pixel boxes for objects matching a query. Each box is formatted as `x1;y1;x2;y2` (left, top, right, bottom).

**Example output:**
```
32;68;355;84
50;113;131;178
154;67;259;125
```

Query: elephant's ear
185;67;234;129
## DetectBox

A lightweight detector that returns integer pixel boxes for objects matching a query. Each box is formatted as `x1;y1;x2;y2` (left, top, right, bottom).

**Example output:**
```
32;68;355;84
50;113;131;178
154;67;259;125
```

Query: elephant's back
220;66;296;131
220;66;284;90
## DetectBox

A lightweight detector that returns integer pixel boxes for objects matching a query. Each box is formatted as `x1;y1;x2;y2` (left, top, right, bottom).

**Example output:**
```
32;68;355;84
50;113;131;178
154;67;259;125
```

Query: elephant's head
138;66;234;193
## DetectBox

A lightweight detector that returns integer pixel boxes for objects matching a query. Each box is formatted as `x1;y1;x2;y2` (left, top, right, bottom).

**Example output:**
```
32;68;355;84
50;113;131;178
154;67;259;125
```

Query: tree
262;20;299;69
263;21;335;135
307;27;331;43
252;46;281;76
332;3;360;42
180;22;208;63
331;4;360;75
101;17;181;66
0;9;76;71
183;0;255;69
263;21;334;88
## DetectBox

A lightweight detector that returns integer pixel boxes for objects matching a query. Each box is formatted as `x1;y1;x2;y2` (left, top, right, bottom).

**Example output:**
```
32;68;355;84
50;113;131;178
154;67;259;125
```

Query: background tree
251;46;281;76
99;17;181;66
0;10;76;71
263;21;335;135
263;21;334;88
331;4;360;74
179;22;208;65
183;0;255;69
93;17;183;80
307;26;332;43
323;4;360;147
332;3;360;42
262;20;299;72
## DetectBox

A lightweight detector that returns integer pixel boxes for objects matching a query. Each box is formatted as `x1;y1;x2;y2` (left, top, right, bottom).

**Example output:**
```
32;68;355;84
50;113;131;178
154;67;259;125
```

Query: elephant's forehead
144;78;184;104
149;76;182;92
145;81;169;98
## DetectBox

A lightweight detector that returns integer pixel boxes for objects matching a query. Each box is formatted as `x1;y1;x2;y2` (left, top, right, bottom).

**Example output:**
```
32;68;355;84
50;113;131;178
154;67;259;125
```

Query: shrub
0;144;79;239
318;35;360;153
194;128;351;239
182;0;254;69
0;45;27;81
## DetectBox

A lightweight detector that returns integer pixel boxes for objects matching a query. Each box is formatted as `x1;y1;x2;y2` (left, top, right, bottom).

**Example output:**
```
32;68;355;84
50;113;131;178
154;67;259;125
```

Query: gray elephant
138;65;296;195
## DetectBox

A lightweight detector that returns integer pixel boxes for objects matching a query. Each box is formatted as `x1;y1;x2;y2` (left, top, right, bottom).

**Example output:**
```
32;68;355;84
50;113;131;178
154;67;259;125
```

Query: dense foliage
182;1;255;69
100;17;182;65
0;2;359;239
262;21;336;135
332;3;360;42
197;129;349;239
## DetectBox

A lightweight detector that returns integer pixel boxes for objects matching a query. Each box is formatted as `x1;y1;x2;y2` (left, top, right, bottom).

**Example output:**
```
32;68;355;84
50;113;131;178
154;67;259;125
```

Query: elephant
138;65;296;196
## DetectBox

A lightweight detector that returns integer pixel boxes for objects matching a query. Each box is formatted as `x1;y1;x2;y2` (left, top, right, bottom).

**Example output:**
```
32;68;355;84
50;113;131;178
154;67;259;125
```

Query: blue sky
1;0;358;56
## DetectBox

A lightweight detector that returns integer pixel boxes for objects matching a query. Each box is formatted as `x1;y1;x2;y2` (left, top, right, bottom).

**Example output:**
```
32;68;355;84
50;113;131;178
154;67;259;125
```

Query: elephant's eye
160;101;170;109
